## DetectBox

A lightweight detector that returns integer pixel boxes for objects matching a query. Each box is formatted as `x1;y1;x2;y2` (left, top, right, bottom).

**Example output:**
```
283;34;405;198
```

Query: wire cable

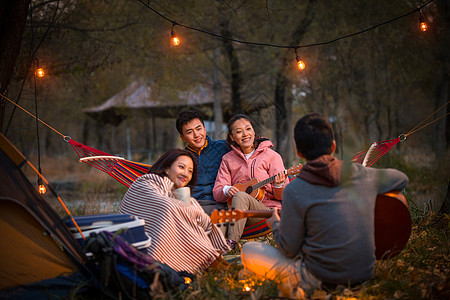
137;0;434;50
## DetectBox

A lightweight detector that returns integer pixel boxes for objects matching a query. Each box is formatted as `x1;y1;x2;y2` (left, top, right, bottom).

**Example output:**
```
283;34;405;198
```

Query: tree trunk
0;0;31;132
274;69;288;150
440;181;449;214
274;0;317;159
433;68;448;160
212;48;223;139
433;0;449;164
220;20;242;116
82;118;89;144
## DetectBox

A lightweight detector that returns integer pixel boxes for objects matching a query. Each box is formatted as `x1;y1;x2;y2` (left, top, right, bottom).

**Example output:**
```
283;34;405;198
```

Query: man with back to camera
240;113;409;297
175;110;231;215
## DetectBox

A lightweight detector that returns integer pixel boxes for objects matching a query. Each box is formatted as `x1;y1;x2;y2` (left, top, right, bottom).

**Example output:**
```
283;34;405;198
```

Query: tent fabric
0;271;94;300
0;200;77;289
0;134;95;297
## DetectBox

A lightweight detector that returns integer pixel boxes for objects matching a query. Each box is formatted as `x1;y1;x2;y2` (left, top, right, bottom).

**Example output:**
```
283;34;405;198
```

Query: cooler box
65;214;151;254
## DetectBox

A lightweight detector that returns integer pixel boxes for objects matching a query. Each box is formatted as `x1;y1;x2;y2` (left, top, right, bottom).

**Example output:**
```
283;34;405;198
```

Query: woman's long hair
148;149;198;188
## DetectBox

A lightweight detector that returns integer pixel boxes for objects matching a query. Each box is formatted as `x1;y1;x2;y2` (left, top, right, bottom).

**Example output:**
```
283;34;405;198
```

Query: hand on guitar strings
274;171;288;186
226;170;288;198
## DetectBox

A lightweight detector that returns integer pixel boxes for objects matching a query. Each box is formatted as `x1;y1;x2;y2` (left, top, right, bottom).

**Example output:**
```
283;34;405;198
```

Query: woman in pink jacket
213;114;288;246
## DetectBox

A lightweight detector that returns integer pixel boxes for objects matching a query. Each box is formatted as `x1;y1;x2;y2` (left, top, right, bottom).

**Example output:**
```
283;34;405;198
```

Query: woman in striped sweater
119;149;230;274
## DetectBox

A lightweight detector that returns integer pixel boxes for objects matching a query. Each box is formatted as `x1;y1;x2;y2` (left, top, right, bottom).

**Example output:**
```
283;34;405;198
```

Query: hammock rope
405;101;449;137
351;101;449;166
1;94;152;184
1;93;67;139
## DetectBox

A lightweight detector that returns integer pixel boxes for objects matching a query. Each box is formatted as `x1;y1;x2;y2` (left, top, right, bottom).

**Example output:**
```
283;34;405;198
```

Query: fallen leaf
396;259;406;268
394;290;404;298
421;288;428;298
310;289;327;300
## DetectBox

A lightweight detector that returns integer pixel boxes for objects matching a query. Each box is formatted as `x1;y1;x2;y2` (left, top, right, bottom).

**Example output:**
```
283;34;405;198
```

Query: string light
38;177;46;194
297;58;306;70
419;10;427;32
295;48;306;71
138;0;435;51
35;59;45;78
171;23;180;46
137;0;435;72
37;67;45;78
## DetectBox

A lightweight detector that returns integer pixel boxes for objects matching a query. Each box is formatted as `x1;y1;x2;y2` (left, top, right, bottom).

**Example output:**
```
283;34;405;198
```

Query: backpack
84;231;192;300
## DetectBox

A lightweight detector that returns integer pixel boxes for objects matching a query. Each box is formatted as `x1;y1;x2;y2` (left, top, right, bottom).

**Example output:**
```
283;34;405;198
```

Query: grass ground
29;155;449;299
174;212;449;300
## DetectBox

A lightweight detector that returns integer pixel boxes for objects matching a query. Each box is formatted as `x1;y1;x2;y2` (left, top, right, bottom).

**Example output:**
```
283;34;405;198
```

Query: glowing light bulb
38;184;46;194
419;12;427;32
171;24;181;46
295;50;306;71
297;59;306;70
37;67;45;77
420;21;427;32
172;35;180;46
184;277;191;284
243;284;251;292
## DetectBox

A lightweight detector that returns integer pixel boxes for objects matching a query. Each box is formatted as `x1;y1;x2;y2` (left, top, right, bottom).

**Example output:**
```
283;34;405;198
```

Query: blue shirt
186;136;231;202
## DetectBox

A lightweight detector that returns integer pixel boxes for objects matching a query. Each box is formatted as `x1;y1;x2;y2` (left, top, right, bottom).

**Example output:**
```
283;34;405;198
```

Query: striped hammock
68;139;150;187
351;136;403;167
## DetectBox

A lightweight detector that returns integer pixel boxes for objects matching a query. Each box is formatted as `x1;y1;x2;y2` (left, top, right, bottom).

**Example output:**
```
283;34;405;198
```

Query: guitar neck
210;209;278;224
243;210;273;218
252;170;287;190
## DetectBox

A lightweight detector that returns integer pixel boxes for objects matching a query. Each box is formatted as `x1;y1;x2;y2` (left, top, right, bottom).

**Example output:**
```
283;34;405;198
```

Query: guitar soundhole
245;186;253;194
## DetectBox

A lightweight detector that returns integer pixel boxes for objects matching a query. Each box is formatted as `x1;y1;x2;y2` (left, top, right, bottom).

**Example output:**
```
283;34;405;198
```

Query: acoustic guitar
211;191;411;260
374;191;411;259
227;164;303;203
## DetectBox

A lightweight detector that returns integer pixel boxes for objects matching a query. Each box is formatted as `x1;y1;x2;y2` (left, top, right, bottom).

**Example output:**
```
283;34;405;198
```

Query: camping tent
0;133;96;299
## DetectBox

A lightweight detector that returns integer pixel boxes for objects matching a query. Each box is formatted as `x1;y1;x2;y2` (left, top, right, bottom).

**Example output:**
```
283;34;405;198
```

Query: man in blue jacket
176;110;231;215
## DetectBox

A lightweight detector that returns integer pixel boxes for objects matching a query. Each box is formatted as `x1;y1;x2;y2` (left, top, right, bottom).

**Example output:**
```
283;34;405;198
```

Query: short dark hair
148;149;198;188
175;110;205;135
294;113;334;160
